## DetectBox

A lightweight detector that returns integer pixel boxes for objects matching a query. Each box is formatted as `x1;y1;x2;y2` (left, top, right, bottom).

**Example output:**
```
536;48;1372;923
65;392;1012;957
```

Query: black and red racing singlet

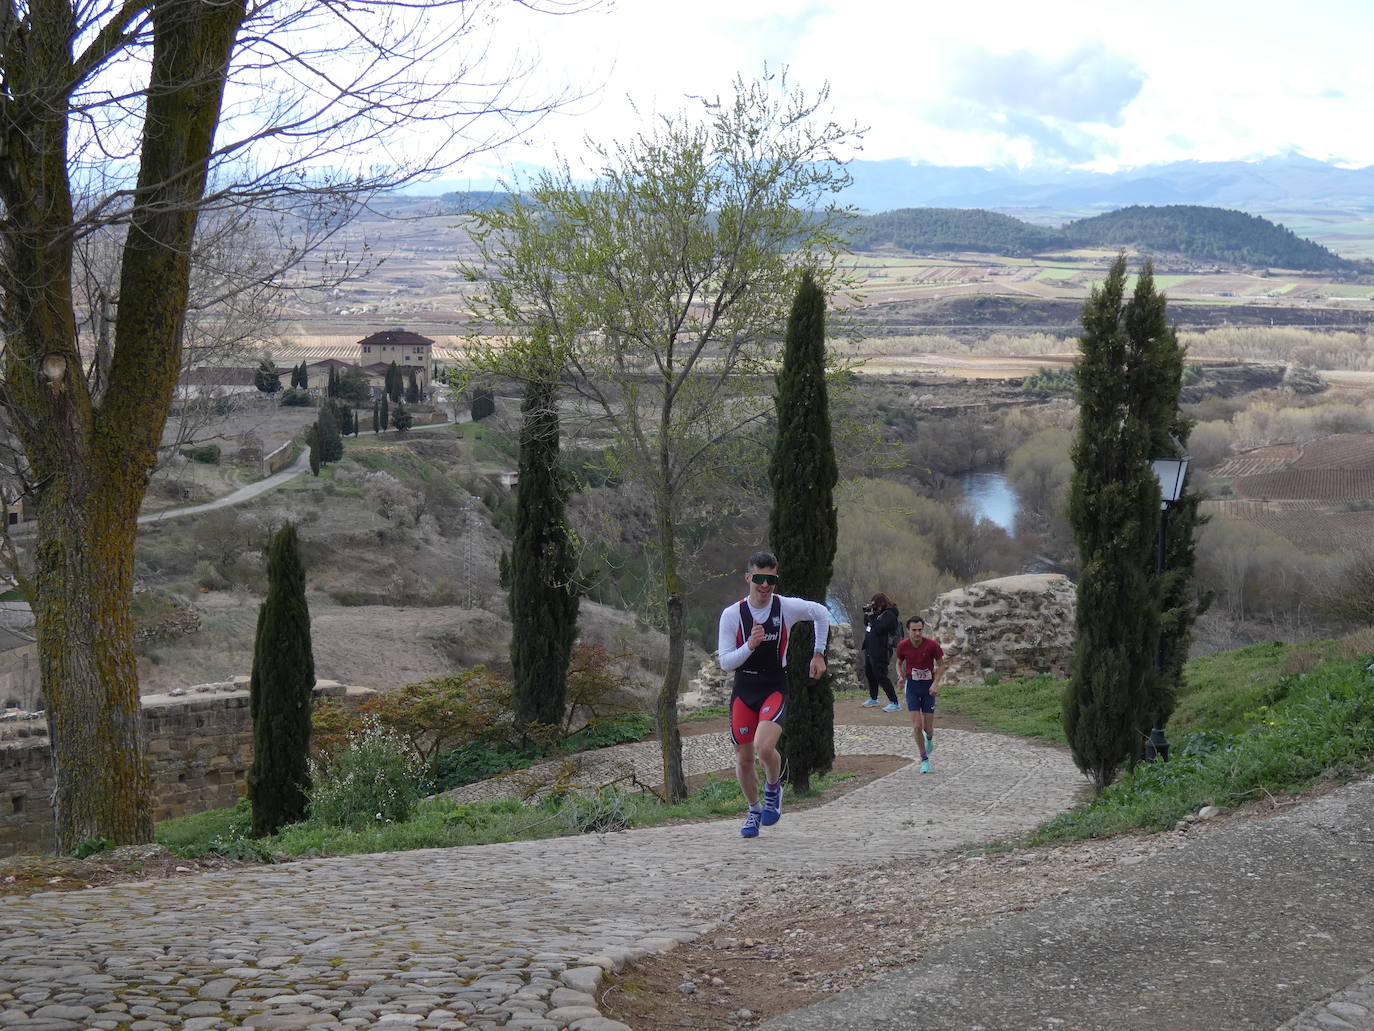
733;596;787;693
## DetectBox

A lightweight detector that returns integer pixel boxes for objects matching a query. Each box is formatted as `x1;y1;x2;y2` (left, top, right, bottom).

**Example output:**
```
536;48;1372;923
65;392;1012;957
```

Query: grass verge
157;770;856;859
1034;652;1374;842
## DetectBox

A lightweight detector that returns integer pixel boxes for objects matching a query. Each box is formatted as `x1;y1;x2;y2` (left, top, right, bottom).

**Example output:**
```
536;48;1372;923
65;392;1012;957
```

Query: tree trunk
654;494;688;803
0;0;246;852
37;466;152;848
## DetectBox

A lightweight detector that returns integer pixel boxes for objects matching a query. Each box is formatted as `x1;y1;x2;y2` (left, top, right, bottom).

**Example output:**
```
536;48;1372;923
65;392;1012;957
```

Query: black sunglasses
750;572;779;585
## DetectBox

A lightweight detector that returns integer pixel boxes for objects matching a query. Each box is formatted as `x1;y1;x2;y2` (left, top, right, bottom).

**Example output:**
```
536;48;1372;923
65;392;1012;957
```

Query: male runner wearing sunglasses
717;550;830;838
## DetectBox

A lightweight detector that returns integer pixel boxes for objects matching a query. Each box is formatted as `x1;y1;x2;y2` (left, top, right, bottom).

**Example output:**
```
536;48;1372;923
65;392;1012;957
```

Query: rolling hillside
852;204;1357;271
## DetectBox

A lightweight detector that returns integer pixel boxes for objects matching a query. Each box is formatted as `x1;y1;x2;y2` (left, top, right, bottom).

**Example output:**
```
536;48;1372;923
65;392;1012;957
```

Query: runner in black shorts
718;551;830;838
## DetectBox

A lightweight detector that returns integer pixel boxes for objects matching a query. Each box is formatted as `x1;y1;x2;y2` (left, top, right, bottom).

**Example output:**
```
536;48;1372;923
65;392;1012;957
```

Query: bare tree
0;0;596;851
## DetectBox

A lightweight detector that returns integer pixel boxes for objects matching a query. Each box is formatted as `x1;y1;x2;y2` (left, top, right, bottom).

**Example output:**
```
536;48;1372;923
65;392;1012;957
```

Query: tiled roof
357;329;435;347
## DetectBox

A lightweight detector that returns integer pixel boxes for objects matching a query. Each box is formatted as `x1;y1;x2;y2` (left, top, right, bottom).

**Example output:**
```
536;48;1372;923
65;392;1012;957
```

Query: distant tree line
850;204;1353;271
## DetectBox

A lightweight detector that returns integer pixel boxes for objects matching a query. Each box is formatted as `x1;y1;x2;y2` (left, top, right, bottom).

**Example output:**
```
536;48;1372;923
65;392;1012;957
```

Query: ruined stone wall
681;622;864;710
0;680;374;858
928;573;1076;685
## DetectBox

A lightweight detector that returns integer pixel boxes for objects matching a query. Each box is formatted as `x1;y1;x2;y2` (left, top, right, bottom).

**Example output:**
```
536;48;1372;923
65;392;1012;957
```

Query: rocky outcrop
928;573;1075;685
680;622;863;712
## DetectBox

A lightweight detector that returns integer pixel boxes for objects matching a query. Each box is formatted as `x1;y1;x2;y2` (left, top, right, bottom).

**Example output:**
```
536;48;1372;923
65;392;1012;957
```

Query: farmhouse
358;329;434;388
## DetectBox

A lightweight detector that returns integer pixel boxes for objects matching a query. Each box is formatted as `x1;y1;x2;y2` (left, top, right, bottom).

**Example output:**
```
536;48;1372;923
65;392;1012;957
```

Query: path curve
0;726;1081;1031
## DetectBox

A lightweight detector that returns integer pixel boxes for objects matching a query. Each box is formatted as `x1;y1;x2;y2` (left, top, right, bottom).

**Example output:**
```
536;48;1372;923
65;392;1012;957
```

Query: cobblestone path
0;728;1079;1030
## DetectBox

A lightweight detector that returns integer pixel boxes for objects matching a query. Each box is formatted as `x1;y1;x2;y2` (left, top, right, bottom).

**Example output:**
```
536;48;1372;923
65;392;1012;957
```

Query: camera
862;603;875;616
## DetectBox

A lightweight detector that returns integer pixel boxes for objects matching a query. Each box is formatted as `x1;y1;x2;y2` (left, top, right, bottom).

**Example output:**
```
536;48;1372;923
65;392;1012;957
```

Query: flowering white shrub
306;718;428;830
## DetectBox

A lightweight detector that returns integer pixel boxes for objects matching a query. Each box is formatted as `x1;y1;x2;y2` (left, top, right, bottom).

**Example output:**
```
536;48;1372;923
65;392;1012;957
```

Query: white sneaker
861;698;879;707
883;702;900;712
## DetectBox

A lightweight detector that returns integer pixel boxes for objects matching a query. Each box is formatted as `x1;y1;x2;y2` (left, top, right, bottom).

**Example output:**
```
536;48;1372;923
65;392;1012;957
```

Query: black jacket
862;606;898;658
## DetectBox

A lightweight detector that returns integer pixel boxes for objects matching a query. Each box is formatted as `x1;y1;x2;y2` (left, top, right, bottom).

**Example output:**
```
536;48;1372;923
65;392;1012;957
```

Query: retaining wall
0;680;373;858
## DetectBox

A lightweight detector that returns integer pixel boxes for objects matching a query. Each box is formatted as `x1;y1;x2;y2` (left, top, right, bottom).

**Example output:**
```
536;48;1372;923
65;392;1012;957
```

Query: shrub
558;786;634;834
179;444;221;464
194;559;229;591
358;668;513;776
306;720;428;830
279;388;312;407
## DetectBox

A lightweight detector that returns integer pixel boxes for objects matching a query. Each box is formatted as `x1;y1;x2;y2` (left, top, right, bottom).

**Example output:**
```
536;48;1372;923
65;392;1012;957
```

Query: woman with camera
860;592;901;712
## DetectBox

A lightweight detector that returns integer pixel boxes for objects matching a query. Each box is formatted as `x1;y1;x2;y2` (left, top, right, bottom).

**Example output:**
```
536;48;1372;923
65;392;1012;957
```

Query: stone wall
681;621;864;710
928;573;1076;685
0;679;375;858
0;637;39;711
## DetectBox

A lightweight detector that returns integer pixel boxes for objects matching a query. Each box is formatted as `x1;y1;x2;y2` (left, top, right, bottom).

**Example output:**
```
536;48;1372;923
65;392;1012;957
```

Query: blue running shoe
740;809;762;837
920;758;931;774
761;781;783;826
924;732;935;754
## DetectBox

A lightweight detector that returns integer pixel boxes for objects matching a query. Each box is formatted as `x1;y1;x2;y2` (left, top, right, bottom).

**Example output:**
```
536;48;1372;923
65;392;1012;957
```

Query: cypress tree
392;401;413;434
387;361;403;402
247;522;315;837
1065;254;1163;791
510;370;580;739
406;369;419;404
1131;261;1205;737
768;269;839;792
498;549;511;589
307;424;320;476
373;400;380;434
380;394;390;431
318;402;343;463
299;362;309;390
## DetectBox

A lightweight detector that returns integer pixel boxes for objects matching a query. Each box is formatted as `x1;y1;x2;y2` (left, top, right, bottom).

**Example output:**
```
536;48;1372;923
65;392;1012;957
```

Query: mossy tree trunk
0;0;246;851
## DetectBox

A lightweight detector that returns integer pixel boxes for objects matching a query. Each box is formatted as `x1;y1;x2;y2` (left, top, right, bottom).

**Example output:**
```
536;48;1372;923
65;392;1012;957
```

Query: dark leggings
864;652;898;704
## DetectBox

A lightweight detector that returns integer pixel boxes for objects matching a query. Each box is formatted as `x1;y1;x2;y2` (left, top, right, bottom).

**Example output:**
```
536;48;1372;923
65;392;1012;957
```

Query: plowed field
1233;469;1374;502
1209;432;1374;553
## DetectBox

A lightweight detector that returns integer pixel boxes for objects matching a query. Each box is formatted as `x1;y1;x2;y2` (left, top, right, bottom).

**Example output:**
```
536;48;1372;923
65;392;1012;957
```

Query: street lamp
1145;451;1192;761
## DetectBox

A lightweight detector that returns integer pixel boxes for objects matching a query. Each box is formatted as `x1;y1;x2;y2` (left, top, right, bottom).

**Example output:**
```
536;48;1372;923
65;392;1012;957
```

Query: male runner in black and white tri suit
717;551;829;838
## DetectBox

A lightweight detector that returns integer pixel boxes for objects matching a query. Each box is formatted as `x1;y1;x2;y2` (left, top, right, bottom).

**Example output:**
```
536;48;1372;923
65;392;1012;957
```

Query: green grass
157;769;857;859
1035;267;1079;282
1033;654;1374;843
938;674;1068;746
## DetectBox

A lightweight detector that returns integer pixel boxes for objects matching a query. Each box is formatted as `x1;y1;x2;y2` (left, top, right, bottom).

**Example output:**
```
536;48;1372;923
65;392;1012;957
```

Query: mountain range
842;154;1374;215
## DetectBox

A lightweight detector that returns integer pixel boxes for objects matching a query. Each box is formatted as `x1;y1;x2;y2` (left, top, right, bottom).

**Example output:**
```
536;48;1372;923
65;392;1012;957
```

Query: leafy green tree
769;269;838;793
1065;255;1167;791
254;358;281;394
509;366;580;739
248;522;315;837
465;72;859;799
392;401;413;434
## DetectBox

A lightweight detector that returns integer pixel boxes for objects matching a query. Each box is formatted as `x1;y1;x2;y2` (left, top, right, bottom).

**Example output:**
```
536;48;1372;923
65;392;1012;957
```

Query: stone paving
0;727;1080;1031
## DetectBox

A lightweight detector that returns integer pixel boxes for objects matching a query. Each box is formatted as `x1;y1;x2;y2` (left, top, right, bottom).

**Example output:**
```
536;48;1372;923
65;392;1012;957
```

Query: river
957;471;1019;535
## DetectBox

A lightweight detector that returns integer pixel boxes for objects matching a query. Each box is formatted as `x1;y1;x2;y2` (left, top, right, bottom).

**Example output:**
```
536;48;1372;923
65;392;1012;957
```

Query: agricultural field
1204;433;1374;554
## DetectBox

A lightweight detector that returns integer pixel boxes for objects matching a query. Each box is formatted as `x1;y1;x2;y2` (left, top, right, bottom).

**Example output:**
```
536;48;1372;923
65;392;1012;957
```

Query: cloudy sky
454;0;1371;181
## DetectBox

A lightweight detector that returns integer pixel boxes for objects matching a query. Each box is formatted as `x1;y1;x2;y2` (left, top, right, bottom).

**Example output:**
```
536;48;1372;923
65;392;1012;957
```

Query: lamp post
1146;452;1192;761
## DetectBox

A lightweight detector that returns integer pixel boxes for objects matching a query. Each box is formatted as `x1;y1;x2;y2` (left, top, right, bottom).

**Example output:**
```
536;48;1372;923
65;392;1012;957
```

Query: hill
1060;205;1351;271
851;203;1355;271
849;207;1057;257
